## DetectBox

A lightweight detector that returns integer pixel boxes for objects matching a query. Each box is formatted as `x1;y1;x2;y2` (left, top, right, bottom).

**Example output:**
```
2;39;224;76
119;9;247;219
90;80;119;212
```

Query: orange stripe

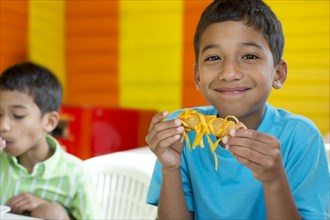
0;0;28;72
182;0;211;108
65;0;119;107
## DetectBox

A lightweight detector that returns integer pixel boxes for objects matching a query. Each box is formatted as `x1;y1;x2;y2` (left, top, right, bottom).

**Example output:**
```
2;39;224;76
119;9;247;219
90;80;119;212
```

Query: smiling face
0;90;58;158
194;21;287;129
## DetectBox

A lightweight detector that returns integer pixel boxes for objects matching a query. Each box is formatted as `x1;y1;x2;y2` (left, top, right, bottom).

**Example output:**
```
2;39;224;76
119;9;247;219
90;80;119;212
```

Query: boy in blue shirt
146;0;330;219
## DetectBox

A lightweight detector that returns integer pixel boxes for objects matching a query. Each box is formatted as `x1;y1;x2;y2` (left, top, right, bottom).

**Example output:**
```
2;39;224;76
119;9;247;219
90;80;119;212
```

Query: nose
0;116;11;134
218;59;243;81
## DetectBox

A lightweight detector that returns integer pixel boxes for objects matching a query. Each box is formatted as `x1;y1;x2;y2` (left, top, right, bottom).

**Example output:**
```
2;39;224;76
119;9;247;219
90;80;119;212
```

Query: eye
205;56;220;62
243;54;259;60
14;114;25;119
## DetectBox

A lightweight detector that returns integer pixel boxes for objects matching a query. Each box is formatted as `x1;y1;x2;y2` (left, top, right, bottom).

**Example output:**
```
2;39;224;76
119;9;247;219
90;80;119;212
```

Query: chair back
84;147;157;219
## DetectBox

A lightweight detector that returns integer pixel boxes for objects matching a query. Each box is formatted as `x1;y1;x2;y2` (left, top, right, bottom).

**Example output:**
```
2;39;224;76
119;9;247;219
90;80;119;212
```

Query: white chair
84;147;158;219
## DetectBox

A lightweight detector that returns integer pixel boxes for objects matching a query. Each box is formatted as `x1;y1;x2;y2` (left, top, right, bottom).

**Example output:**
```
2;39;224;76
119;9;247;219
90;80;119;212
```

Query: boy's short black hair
0;62;63;115
194;0;284;66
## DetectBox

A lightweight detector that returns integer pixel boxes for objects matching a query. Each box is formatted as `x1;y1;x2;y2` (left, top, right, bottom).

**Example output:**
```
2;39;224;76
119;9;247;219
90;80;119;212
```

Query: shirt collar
257;103;273;133
42;134;63;178
8;134;63;178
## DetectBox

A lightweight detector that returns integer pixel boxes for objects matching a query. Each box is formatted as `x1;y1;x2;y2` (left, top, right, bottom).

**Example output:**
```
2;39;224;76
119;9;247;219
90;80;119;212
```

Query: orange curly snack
178;109;246;170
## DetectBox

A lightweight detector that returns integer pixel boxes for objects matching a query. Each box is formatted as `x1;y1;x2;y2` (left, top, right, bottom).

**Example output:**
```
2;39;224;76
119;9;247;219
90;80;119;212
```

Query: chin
3;149;15;156
214;104;242;117
3;148;21;157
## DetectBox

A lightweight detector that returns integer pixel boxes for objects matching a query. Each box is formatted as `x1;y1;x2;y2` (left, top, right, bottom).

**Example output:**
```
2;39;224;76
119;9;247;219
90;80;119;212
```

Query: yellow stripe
28;0;66;100
267;0;329;135
119;1;183;111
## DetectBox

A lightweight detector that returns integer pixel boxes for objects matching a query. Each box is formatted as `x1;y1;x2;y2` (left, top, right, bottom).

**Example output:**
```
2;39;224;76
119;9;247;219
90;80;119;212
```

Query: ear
194;63;201;91
42;111;60;133
272;59;288;89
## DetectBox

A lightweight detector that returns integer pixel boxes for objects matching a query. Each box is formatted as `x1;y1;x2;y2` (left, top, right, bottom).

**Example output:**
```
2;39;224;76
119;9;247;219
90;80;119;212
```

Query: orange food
178;109;246;170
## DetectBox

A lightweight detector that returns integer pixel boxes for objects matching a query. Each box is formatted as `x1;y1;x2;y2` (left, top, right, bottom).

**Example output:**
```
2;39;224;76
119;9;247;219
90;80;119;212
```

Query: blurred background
1;0;329;159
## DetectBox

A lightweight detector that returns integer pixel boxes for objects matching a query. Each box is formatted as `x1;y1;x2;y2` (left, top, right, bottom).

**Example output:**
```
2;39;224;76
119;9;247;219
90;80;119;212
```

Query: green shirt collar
8;134;63;178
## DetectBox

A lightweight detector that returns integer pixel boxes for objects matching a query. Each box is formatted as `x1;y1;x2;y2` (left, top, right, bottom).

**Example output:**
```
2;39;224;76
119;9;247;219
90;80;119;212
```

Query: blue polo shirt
147;103;329;219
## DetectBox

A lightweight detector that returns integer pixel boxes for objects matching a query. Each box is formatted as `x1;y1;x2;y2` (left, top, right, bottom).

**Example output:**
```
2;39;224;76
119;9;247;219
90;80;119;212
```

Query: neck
237;105;266;130
18;139;54;173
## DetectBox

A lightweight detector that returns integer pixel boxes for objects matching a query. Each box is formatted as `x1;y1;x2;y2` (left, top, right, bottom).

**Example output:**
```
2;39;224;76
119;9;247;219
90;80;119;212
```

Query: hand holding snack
178;109;247;170
223;129;286;184
146;111;185;170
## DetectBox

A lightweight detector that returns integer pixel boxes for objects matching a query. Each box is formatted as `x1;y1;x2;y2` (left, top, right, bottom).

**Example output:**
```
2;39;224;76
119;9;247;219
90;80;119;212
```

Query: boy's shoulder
271;104;316;124
265;104;321;134
60;150;84;166
46;135;85;170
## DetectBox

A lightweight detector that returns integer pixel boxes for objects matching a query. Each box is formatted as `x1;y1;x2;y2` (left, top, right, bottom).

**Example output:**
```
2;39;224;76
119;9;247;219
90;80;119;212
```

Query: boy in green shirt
0;62;101;219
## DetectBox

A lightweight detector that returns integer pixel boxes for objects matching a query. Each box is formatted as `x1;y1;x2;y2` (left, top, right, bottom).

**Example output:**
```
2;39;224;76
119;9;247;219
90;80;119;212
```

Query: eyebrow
201;41;264;55
242;41;263;50
201;44;220;55
11;105;28;110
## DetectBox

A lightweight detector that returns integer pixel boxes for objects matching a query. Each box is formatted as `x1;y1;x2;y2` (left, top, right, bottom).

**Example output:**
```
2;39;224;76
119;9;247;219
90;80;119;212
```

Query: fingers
0;137;6;150
7;193;45;214
9;200;31;213
146;111;184;149
148;118;184;153
231;152;264;172
222;128;286;183
7;194;31;213
148;111;170;132
145;111;170;146
145;111;186;169
223;129;280;155
223;129;281;168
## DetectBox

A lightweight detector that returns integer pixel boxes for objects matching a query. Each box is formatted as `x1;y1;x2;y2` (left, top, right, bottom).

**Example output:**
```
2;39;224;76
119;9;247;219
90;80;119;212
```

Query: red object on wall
91;108;139;156
53;106;156;159
54;106;92;159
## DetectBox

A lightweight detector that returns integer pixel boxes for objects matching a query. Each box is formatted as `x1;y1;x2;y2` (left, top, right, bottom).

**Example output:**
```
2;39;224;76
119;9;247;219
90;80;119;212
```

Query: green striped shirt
0;135;101;219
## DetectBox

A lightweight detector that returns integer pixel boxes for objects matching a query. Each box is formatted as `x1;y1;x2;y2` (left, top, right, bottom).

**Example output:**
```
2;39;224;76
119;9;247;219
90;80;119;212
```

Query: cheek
253;67;274;86
265;74;276;90
198;68;217;84
255;75;274;100
16;118;44;142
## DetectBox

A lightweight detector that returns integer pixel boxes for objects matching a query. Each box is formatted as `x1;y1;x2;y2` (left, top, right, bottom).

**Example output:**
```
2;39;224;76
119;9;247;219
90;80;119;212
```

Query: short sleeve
69;169;102;219
285;128;329;219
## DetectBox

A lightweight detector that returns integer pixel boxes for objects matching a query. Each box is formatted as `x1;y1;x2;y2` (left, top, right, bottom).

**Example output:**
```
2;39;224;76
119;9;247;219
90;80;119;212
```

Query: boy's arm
158;168;193;220
262;175;301;220
30;202;70;220
146;111;193;219
223;129;302;220
7;193;70;219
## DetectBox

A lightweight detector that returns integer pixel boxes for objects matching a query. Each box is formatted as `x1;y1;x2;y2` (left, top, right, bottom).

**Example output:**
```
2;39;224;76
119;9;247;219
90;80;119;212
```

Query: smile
214;87;250;95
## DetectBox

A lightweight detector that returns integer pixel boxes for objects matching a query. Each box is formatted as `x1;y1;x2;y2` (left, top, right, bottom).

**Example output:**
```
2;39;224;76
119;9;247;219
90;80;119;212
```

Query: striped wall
0;0;329;136
66;0;119;106
119;1;183;111
0;0;28;69
267;1;329;136
29;0;66;95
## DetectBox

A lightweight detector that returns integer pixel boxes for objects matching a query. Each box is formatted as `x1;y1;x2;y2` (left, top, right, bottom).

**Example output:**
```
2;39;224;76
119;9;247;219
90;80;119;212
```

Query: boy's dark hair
0;62;62;115
194;0;284;66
